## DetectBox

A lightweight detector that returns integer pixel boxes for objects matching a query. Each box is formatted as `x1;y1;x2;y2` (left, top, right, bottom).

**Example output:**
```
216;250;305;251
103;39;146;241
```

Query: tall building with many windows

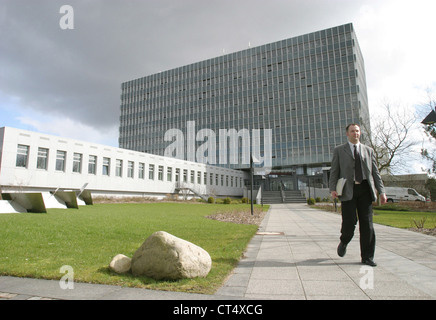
119;23;370;191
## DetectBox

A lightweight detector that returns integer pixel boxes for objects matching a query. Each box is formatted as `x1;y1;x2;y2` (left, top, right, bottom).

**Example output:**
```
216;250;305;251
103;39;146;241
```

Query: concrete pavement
217;203;436;300
1;203;435;300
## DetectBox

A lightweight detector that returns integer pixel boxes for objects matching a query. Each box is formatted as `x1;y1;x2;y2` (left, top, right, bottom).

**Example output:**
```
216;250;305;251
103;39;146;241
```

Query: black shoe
361;258;377;267
337;242;347;257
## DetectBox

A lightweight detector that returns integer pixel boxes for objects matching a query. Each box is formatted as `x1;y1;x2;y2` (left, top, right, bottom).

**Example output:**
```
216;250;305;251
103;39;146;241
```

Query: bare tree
418;89;436;174
361;102;418;175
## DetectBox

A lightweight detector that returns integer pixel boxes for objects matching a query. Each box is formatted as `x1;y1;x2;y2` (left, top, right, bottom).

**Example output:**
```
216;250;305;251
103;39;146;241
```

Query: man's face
346;125;360;144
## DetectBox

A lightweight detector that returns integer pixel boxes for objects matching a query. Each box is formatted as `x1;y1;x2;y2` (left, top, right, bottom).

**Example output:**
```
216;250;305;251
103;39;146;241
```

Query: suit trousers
340;180;376;260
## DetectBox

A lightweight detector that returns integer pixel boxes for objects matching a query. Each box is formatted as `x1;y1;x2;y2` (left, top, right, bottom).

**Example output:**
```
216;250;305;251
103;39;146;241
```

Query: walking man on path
329;123;387;267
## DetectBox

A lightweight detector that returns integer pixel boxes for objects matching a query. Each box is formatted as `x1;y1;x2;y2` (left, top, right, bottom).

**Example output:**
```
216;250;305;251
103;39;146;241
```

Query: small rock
109;254;132;274
131;231;212;280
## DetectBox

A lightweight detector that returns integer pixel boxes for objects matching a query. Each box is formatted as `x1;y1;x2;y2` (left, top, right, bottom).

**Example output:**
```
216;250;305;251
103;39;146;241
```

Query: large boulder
131;231;212;280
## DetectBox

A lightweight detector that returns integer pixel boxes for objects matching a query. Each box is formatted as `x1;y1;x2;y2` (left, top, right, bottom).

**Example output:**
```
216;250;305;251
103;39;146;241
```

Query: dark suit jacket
329;142;385;202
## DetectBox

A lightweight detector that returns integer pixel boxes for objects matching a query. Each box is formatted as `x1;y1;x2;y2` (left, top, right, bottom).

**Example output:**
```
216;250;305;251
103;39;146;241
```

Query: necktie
354;145;363;183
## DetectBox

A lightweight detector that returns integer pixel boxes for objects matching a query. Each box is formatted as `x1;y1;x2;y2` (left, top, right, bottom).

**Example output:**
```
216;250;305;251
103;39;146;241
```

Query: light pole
250;155;253;216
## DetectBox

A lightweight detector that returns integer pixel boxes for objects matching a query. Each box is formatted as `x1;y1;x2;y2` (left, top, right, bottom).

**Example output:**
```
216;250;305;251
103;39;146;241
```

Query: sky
1;0;435;173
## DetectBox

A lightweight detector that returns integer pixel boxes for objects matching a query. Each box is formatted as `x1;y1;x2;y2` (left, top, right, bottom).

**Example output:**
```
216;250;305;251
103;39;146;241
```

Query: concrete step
261;191;307;204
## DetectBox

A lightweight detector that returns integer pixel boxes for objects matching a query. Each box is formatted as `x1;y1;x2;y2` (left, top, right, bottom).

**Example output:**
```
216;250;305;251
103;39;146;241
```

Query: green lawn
0;202;267;294
373;209;436;229
313;203;436;230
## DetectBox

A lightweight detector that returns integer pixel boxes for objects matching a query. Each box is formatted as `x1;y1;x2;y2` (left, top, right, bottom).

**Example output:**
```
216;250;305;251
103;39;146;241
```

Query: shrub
307;198;315;205
241;197;248;204
223;197;231;204
374;203;409;211
208;197;215;204
411;216;427;229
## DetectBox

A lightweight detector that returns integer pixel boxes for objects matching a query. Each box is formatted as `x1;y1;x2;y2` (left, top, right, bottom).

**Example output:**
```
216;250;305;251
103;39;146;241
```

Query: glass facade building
119;23;370;190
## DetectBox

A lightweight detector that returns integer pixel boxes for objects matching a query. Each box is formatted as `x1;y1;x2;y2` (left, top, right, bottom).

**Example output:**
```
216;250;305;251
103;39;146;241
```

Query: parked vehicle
384;187;426;202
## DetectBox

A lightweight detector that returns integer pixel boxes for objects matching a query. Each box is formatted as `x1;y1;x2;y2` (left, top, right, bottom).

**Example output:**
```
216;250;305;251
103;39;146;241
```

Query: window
73;153;82;173
56;150;66;171
183;169;188;182
149;164;155;180
408;189;418;196
138;162;145;179
37;147;48;170
167;167;172;181
175;168;180;182
158;165;164;181
190;170;195;183
102;157;110;176
197;171;202;184
88;155;97;174
128;161;134;178
116;159;123;177
16;144;29;168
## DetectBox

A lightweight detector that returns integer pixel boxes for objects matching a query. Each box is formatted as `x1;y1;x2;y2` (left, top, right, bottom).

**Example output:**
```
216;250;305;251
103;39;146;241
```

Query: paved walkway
217;203;436;300
1;203;435;300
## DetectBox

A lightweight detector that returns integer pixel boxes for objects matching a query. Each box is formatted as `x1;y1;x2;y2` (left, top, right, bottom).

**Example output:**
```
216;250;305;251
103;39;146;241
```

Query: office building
0;127;247;204
118;23;370;191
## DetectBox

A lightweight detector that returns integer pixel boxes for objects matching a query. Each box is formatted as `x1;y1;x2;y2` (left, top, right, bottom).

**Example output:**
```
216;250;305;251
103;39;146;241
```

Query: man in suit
329;123;387;267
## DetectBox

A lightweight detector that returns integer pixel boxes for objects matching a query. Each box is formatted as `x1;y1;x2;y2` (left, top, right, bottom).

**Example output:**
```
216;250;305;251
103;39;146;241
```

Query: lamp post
250;155;253;216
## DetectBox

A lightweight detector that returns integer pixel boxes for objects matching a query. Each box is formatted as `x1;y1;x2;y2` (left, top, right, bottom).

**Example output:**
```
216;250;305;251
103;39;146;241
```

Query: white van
384;187;426;202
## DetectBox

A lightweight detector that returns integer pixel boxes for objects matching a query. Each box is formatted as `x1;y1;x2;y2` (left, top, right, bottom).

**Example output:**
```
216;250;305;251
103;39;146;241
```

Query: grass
313;201;436;230
373;209;436;229
0;202;268;294
373;202;436;229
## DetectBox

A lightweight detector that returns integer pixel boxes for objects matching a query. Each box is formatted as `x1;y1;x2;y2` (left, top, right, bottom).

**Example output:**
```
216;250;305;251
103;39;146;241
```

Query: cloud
354;0;436;108
0;0;351;136
17;111;118;147
1;0;436;174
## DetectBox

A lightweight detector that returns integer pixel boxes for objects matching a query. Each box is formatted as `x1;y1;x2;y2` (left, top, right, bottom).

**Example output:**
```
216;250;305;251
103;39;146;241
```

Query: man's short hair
346;123;361;132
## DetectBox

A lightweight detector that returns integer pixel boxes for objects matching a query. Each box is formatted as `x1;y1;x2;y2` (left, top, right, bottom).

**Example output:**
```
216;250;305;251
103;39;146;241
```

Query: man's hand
331;191;338;199
380;193;387;205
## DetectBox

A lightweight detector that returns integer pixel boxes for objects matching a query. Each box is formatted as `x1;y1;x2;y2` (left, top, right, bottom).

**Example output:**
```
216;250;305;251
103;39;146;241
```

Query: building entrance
263;173;296;191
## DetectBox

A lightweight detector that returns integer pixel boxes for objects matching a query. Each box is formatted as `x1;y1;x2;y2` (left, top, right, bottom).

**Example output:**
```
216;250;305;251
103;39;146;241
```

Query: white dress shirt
348;141;367;182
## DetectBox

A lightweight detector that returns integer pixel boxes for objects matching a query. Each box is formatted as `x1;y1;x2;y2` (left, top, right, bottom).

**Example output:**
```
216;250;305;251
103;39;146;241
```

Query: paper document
336;178;346;196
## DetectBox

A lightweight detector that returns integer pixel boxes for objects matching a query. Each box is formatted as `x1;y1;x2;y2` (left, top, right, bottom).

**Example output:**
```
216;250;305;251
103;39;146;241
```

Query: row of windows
122;25;354;93
121;93;359;136
15;145;243;188
120;101;358;148
120;90;359;134
121;61;356;108
121;91;358;124
121;83;358;128
123;45;354;96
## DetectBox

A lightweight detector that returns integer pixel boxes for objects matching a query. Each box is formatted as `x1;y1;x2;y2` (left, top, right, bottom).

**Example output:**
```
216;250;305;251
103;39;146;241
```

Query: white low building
0;127;248;200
